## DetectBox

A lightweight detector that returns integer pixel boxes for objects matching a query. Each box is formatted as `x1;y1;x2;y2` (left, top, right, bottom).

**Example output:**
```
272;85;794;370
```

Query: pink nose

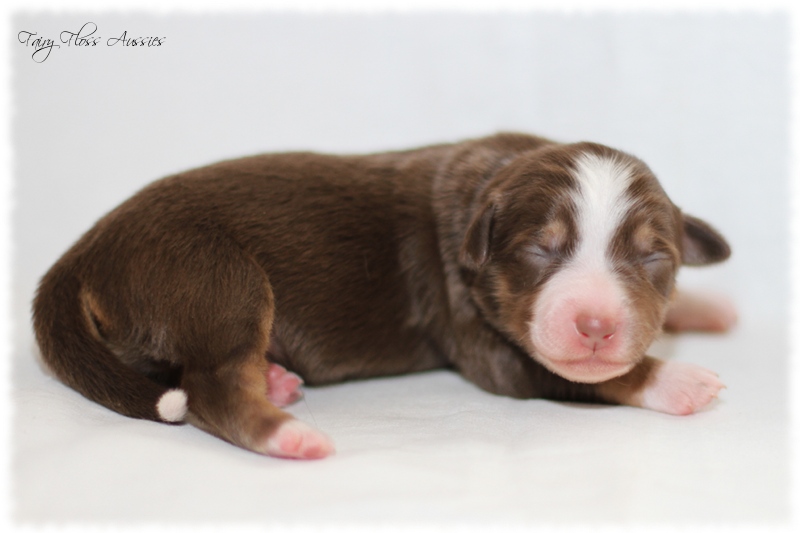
575;314;617;350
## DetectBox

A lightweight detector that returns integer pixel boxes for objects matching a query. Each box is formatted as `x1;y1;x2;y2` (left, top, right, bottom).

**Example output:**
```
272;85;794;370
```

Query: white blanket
13;320;787;525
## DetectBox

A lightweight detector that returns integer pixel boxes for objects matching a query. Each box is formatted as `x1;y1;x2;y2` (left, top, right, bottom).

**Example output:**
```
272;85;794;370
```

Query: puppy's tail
31;262;188;424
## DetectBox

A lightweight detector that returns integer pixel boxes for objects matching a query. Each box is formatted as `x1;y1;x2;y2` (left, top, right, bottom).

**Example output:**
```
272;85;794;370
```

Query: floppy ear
681;214;731;266
459;202;496;270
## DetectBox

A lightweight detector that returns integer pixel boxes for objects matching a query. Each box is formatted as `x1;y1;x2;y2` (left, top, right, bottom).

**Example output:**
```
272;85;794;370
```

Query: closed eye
529;244;554;259
640;249;677;295
642;252;670;265
520;243;566;267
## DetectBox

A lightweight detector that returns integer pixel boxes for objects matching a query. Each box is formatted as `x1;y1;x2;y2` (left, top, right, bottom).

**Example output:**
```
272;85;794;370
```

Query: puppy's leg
183;355;332;459
168;243;332;459
450;323;603;402
595;356;725;415
453;324;723;415
664;290;737;333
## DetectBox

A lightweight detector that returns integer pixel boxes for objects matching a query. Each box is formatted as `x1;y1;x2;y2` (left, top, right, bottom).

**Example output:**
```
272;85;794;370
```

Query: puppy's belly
266;325;447;385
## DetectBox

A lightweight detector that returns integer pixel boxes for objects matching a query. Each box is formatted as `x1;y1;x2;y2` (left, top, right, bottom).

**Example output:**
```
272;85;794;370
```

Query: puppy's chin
529;332;649;383
535;354;636;384
527;309;658;384
528;321;640;383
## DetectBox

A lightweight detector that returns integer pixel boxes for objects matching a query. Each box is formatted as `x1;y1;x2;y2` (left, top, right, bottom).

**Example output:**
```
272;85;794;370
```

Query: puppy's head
459;142;730;383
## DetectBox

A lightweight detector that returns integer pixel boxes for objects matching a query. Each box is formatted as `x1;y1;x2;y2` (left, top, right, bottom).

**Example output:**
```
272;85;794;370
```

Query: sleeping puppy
32;133;735;460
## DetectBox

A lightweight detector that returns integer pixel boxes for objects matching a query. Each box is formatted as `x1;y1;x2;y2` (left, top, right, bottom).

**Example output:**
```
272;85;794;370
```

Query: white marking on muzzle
528;151;637;379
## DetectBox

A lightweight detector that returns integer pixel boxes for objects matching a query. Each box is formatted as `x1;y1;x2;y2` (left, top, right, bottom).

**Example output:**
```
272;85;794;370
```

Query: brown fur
32;133;730;454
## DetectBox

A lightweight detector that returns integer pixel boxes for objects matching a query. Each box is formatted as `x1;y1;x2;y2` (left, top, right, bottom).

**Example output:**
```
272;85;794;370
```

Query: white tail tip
156;388;188;422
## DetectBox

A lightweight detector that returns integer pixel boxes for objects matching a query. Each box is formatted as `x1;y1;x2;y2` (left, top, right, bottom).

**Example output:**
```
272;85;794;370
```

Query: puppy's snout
575;313;617;350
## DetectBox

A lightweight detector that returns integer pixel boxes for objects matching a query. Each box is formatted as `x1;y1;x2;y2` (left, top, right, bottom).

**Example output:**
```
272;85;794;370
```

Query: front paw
639;360;724;415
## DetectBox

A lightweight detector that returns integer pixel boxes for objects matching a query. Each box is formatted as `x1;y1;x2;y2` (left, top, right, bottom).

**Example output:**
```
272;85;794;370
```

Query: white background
8;7;791;527
12;12;788;325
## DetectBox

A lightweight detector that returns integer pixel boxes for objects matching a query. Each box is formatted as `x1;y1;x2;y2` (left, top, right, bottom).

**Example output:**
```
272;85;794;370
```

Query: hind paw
266;363;304;407
262;419;335;460
664;291;737;333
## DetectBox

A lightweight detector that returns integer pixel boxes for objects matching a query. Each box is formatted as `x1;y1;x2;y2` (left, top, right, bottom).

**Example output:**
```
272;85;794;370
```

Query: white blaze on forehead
570;151;636;270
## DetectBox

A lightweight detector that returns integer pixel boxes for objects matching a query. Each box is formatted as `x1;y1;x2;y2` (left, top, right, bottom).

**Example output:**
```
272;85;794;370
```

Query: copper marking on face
540;218;569;252
633;223;656;254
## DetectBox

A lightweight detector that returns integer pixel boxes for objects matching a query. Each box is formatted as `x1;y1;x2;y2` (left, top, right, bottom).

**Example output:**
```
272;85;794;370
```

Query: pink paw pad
640;360;725;416
266;363;304;407
263;420;335;460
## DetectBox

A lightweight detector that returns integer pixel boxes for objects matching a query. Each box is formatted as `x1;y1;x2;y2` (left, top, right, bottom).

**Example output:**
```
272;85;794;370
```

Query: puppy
32;133;734;460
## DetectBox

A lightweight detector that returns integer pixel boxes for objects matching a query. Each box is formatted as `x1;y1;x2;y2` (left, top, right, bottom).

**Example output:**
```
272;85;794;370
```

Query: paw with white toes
262;419;335;460
638;360;725;415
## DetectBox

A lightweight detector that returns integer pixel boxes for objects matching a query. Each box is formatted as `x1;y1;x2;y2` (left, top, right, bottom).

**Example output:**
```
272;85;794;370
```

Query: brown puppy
32;133;733;459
